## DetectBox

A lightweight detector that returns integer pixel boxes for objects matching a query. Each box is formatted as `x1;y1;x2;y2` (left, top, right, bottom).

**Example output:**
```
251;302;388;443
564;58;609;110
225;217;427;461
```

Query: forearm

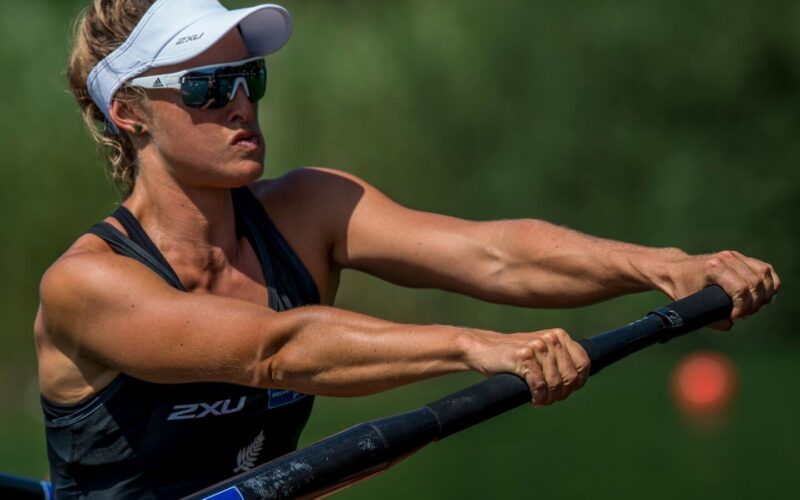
474;219;686;307
257;306;482;397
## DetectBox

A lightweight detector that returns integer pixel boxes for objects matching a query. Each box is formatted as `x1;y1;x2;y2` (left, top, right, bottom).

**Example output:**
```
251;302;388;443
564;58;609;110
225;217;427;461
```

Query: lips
230;130;261;150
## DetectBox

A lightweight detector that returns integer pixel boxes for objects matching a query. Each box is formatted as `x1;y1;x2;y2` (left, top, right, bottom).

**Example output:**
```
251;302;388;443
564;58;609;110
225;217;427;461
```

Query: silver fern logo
233;430;264;473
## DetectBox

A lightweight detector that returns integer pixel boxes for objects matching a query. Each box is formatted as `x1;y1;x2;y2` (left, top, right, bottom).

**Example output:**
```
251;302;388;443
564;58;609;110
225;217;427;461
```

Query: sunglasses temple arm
128;73;183;90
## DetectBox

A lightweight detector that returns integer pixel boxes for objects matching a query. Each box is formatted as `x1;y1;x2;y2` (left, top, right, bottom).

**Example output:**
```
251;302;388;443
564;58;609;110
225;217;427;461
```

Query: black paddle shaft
187;286;732;500
0;473;52;500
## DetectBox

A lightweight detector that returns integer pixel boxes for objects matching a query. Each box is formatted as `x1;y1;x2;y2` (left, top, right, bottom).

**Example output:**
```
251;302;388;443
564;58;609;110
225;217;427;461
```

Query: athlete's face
137;30;266;189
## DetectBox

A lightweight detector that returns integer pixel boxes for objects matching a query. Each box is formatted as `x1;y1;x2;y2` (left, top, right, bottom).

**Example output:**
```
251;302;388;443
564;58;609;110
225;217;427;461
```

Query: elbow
243;351;294;390
245;306;333;391
258;345;325;392
249;312;319;390
476;225;522;294
241;326;307;389
242;310;304;389
480;219;534;279
262;352;291;389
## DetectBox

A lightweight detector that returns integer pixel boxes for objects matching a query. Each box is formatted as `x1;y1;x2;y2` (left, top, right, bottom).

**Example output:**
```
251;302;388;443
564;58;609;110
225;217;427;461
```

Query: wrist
634;246;689;297
455;328;499;377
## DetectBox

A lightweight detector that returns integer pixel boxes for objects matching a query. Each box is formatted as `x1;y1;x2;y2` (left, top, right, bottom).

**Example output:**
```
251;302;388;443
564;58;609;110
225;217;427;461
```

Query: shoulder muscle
39;247;277;387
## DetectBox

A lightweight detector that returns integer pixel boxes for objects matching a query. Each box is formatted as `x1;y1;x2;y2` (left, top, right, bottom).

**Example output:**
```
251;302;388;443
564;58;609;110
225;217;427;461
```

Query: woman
36;0;779;498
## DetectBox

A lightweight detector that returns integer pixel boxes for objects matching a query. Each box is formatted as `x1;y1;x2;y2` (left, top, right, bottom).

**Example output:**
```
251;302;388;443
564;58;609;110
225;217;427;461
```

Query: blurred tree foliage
0;0;797;497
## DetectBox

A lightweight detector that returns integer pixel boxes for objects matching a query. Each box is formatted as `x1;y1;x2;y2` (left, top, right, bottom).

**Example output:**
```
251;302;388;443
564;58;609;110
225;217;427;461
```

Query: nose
227;77;257;124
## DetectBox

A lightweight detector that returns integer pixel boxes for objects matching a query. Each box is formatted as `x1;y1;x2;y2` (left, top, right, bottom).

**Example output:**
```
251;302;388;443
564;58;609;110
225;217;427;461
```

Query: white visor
87;0;291;131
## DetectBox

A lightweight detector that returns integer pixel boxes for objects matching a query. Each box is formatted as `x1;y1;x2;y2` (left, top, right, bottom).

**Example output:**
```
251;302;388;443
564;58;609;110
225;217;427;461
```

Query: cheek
145;100;264;185
148;101;225;163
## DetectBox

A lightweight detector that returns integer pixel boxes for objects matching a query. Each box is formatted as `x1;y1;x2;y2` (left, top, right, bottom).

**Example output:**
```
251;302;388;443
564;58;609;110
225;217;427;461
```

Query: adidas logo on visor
152;78;164;88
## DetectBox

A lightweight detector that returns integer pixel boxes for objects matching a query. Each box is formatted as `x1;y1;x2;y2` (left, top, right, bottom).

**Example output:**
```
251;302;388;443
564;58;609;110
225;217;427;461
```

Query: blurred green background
1;0;798;498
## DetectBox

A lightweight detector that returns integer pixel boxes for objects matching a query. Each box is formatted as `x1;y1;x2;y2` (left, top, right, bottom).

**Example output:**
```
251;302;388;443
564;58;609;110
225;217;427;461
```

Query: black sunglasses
128;56;267;109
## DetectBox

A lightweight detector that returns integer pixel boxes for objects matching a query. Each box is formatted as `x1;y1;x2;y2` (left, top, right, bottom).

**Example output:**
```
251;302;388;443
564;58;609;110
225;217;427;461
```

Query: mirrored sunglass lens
211;77;236;109
217;60;256;76
180;60;267;108
180;78;211;107
247;68;267;101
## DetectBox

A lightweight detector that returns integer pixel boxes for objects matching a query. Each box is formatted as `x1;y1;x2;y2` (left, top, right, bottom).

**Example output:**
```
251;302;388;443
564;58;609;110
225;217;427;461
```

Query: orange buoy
671;350;737;423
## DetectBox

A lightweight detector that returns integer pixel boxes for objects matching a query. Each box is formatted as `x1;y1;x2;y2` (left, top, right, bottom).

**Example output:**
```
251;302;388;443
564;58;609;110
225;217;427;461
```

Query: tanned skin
35;31;779;411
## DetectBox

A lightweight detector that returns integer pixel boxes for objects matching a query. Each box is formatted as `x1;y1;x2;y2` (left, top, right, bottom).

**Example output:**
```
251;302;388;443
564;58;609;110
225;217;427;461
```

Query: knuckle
732;280;749;296
553;328;571;342
540;331;557;344
530;339;548;354
516;347;534;360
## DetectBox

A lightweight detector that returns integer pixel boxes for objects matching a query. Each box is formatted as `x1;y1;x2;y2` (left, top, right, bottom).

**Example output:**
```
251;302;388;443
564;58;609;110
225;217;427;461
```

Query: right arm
39;251;589;403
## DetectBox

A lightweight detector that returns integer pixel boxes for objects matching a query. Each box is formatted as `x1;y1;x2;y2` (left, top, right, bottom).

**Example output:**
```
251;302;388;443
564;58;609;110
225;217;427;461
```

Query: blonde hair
67;0;155;197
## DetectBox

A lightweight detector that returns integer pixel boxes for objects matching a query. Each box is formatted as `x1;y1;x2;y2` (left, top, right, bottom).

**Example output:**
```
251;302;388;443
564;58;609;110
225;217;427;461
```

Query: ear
109;96;148;135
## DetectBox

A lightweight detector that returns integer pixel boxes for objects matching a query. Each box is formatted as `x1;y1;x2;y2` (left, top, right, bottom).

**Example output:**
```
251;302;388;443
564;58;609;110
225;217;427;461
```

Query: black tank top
42;187;321;499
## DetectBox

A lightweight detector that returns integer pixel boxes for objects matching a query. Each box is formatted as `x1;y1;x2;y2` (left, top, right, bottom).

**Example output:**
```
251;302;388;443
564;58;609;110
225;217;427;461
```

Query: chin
225;160;264;187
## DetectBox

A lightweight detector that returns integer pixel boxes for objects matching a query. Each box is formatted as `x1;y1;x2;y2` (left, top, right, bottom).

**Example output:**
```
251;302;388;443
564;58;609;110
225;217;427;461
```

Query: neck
123;165;241;279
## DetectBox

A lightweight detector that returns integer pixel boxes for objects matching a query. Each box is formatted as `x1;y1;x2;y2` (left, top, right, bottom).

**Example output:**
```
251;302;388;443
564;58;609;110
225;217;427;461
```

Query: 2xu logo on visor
176;32;204;45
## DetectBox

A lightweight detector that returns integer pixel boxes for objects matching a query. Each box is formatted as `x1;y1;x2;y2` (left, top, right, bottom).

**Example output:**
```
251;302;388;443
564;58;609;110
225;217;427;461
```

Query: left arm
272;168;780;325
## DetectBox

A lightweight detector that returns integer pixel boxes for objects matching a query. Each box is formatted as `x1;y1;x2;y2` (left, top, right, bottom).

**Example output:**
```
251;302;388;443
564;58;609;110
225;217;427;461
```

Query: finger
760;263;776;304
710;257;751;321
725;252;764;316
733;257;780;307
543;335;572;402
708;318;734;331
562;336;591;389
524;345;549;407
532;337;562;405
549;330;582;399
760;262;781;306
732;287;752;321
742;260;773;316
739;254;774;315
771;264;781;295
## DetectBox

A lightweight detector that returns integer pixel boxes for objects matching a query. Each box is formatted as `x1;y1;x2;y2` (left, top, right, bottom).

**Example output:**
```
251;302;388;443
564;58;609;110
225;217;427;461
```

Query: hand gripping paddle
187;286;733;500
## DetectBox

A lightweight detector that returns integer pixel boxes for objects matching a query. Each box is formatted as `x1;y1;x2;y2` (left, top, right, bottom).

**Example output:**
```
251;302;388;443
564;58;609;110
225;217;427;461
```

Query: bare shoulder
38;232;172;345
248;167;377;302
250;167;371;213
36;232;179;401
249;167;390;242
36;228;284;398
42;234;128;306
39;235;114;318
